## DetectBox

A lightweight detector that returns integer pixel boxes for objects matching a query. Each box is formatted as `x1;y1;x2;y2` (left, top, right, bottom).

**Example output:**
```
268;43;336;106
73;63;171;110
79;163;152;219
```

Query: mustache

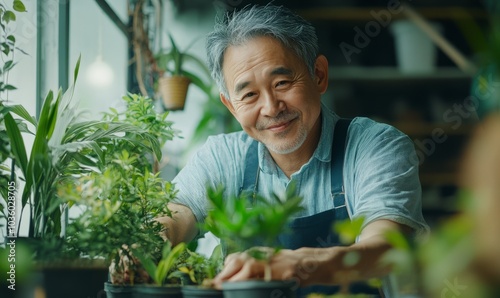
256;111;299;130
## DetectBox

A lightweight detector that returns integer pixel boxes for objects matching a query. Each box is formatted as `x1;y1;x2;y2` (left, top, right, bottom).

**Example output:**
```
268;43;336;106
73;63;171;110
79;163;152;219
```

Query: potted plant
132;242;186;298
176;244;224;298
56;94;180;297
1;56;180;297
61;160;177;297
203;184;304;298
155;33;212;110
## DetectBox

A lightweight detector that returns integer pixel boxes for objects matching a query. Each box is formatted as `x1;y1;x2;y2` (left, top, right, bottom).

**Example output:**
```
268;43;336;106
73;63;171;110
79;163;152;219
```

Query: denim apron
238;119;380;297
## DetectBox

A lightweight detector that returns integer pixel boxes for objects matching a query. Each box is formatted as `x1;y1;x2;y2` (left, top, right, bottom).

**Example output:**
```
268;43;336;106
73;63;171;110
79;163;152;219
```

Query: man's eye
276;81;289;87
243;92;256;99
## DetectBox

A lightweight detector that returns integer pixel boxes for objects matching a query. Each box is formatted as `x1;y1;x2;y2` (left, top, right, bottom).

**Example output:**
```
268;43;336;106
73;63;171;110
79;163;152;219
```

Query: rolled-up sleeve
345;119;429;237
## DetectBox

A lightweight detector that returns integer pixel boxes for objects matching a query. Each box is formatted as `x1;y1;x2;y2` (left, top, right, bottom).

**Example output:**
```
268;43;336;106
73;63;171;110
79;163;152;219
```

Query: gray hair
206;4;319;98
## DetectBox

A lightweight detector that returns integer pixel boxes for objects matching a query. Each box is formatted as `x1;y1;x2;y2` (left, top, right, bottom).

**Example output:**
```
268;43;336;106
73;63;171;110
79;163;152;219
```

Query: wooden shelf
299;7;489;22
392;121;476;136
419;172;458;185
329;67;473;82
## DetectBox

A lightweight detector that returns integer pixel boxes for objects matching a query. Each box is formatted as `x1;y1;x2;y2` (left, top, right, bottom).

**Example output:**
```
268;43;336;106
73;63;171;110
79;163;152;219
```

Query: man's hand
155;203;198;246
213;246;339;289
213;219;412;289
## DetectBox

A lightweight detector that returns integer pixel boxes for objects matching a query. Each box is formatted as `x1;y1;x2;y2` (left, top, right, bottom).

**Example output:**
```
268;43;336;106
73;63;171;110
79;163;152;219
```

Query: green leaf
3;84;16;90
73;55;81;83
182;53;211;78
14;46;28;55
13;0;26;12
131;248;157;283
9;104;37;127
6;35;15;43
4;112;28;176
333;216;365;245
384;230;411;251
3;60;15;72
1;42;10;56
2;10;15;23
182;70;210;94
160;242;186;283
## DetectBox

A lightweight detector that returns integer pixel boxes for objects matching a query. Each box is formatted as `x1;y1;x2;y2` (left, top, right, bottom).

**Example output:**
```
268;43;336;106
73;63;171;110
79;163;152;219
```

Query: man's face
220;36;328;155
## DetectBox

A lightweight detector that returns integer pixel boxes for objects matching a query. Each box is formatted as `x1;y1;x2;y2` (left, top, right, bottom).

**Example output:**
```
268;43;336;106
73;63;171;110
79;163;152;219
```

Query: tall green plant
1;58;167;244
0;0;27;233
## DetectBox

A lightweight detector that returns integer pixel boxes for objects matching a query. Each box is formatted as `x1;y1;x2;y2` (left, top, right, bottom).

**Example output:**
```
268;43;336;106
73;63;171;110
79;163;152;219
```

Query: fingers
213;252;246;288
213;252;268;289
213;248;317;288
227;258;265;282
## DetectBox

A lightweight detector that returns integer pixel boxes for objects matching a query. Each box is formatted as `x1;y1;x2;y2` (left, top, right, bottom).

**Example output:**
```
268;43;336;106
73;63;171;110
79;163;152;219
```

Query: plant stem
264;262;272;282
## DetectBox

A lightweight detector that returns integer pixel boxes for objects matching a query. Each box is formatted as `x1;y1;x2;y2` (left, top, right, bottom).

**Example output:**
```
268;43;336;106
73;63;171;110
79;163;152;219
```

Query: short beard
256;110;308;154
265;122;308;154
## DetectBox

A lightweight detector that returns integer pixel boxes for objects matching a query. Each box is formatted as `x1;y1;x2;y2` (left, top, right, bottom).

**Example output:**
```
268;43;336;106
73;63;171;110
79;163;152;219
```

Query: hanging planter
153;32;212;111
158;76;191;111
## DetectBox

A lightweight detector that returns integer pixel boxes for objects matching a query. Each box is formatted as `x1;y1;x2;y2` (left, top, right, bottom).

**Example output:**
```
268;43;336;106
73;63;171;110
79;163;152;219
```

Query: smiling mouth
267;117;296;132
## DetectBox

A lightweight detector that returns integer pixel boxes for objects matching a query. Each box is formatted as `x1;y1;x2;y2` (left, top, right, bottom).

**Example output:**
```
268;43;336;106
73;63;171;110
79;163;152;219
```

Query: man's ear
220;93;237;117
314;55;329;94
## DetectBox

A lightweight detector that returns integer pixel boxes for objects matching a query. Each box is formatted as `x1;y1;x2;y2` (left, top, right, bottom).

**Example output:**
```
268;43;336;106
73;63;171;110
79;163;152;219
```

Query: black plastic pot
222;280;297;298
181;285;224;298
104;282;134;298
41;266;108;298
133;284;183;298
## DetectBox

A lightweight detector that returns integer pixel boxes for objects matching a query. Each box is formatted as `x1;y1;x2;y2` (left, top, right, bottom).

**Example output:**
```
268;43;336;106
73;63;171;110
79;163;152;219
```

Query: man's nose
260;91;285;117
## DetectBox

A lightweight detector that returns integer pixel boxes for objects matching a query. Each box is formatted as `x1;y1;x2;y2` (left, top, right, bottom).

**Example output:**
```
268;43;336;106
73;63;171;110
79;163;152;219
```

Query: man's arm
301;219;412;285
156;203;199;246
213;219;411;287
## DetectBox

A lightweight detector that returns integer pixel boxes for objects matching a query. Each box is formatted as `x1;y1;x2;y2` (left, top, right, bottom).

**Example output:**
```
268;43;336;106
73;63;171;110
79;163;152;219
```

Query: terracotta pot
158;76;191;111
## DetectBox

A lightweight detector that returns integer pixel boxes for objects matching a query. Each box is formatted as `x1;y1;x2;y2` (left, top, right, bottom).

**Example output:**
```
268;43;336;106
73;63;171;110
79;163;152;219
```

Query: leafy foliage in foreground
204;182;303;254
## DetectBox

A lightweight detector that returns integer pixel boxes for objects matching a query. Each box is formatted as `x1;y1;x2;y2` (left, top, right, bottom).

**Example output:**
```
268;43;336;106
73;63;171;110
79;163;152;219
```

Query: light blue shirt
173;103;429;236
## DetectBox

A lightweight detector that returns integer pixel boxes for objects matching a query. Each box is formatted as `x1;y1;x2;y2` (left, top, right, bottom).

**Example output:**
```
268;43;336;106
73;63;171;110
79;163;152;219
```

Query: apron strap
331;118;352;221
239;140;259;197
